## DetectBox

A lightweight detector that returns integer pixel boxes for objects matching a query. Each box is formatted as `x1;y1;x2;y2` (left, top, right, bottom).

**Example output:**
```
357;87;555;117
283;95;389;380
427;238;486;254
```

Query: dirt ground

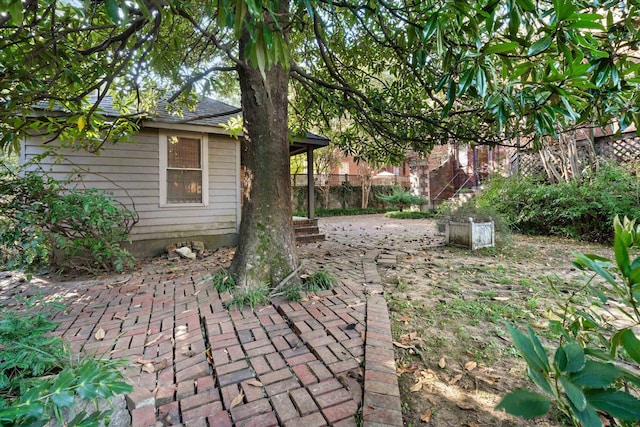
313;214;613;427
1;214;616;426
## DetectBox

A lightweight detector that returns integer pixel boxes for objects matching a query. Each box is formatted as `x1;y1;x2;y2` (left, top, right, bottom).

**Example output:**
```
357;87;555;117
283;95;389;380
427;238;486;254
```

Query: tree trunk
230;33;297;289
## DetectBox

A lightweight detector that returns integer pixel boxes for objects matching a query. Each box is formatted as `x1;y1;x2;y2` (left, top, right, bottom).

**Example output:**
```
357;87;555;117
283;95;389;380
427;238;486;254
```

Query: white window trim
159;132;209;207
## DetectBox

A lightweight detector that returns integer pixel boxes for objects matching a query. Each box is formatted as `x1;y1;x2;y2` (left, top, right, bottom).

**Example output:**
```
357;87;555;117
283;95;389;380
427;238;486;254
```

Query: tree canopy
2;0;639;286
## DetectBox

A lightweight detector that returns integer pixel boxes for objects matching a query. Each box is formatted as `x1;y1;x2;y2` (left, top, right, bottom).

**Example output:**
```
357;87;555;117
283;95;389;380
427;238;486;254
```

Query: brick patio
0;235;405;426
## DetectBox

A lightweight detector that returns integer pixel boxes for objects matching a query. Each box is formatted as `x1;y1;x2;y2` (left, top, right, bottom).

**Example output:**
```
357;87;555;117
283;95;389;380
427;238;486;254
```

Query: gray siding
23;129;240;250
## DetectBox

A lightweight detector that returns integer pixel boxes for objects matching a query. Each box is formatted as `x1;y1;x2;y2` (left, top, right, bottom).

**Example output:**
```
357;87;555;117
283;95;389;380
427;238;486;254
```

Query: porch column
307;146;315;219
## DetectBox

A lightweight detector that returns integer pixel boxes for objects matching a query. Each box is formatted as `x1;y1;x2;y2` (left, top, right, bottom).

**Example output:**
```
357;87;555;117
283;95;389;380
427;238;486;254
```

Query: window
160;133;208;206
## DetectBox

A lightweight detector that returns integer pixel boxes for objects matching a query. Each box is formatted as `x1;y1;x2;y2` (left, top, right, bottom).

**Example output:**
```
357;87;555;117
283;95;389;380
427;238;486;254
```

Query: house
21;97;328;256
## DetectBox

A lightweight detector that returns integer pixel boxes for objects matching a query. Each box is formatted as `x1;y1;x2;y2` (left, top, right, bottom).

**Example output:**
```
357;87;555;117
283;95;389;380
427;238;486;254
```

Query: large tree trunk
230;33;298;289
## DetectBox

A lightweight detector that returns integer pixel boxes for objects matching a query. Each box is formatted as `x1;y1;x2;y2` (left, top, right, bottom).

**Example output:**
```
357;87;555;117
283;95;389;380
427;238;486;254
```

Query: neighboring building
22;97;327;256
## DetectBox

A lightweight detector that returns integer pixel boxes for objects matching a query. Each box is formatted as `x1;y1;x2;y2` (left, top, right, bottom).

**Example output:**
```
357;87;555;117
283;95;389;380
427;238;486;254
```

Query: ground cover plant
0;297;131;426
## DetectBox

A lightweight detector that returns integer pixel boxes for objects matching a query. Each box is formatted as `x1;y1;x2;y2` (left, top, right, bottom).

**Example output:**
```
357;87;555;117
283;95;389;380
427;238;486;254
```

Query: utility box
446;217;495;250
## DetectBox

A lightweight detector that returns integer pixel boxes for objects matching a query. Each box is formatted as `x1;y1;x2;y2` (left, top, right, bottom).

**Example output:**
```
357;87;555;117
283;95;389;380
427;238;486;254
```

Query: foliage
225;287;269;310
210;270;237;293
475;163;640;242
0;297;132;426
385;211;436;219
303;271;336;292
496;216;640;426
0;169;136;273
3;0;640;290
376;188;428;212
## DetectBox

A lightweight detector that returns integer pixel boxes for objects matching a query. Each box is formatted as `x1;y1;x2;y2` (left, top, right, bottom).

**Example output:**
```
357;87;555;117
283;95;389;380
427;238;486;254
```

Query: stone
176;247;196;260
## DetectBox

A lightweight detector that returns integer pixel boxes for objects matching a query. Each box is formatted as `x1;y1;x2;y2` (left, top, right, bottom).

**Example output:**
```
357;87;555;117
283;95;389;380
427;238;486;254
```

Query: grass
226;286;269;310
284;271;338;302
210;270;236;293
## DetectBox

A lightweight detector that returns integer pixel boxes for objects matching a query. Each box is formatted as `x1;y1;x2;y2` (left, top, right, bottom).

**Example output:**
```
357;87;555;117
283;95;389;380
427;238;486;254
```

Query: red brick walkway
4;243;404;426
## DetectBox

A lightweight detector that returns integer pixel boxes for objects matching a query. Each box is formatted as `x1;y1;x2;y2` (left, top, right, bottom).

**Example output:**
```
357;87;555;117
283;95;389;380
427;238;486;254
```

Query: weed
211;270;236;293
284;283;303;302
304;271;336;291
226;287;269;310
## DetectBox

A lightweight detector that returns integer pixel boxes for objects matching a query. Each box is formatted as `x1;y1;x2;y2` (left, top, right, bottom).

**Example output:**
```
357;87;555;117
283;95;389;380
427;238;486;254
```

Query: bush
376;188;428;212
496;216;640;425
0;169;137;273
0;297;132;426
475;163;640;242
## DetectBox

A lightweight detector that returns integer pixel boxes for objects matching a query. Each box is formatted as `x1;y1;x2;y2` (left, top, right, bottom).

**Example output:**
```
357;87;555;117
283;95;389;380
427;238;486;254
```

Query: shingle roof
34;95;329;147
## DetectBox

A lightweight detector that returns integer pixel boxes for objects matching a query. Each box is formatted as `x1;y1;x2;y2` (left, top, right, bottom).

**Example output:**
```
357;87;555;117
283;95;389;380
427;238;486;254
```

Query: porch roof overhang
289;133;330;156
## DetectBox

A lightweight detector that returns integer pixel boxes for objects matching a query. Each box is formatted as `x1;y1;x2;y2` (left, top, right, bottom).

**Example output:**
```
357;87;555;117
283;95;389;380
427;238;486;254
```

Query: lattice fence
511;134;640;178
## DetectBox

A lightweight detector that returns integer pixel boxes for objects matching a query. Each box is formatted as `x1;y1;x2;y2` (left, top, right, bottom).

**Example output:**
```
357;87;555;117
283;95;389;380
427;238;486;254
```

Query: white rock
176;247;196;260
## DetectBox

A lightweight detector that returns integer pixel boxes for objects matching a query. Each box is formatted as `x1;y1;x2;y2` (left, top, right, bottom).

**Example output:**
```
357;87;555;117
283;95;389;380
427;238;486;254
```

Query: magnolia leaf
449;374;463;385
420;408;432;422
457;401;475;410
528;37;552;56
94;328;106;341
410;381;423;392
230;392;244;409
438;357;446;369
393;341;415;349
245;379;263;387
464;361;477;371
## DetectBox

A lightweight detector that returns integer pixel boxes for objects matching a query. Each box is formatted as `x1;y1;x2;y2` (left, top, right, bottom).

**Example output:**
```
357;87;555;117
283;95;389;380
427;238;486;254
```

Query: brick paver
1;216;407;426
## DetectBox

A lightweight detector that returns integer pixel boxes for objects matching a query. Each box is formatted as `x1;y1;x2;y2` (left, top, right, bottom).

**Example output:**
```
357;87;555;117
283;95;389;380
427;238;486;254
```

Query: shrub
0;297;132;426
496;216;640;426
475;163;640;242
376;188;428;212
0;169;137;273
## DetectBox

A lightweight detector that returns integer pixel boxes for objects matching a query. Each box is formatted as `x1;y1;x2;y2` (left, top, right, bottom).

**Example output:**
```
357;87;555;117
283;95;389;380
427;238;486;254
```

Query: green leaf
614;231;631;275
484;41;520;54
516;0;535;12
585;389;640;420
104;0;121;25
528;365;554;395
560;376;587;411
506;323;548;373
569;20;605;30
569;400;603;427
564;343;585;373
422;13;439;40
495;390;551;418
50;389;75;408
621;329;640;364
528;37;552;56
569;360;620;388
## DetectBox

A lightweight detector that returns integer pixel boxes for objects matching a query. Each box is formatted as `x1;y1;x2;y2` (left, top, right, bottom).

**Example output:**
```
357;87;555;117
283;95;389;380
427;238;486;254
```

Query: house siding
22;128;240;256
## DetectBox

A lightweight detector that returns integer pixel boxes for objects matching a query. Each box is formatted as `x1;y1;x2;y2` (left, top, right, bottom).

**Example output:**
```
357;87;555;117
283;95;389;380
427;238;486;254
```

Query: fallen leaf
145;334;165;347
456;401;475;410
393;341;415;349
154;359;168;371
438;357;446;369
420;369;436;379
463;423;480;427
230;392;244;409
420;409;432;423
492;296;510;301
134;358;154;365
141;362;155;373
449;374;463;385
114;315;127;321
409;381;423;392
396;364;419;375
94;328;106;341
464;361;477;371
360;330;366;341
245;379;263;387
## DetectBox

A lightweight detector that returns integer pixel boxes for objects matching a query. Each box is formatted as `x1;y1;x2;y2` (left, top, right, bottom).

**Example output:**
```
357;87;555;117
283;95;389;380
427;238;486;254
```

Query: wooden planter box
445;218;495;250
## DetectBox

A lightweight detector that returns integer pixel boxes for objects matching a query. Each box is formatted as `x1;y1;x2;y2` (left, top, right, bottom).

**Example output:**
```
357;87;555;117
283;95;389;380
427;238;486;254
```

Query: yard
313;215;618;426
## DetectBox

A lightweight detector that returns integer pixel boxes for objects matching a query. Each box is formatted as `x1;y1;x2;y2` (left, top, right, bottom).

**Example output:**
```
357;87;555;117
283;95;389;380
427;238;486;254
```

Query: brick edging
362;257;403;427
